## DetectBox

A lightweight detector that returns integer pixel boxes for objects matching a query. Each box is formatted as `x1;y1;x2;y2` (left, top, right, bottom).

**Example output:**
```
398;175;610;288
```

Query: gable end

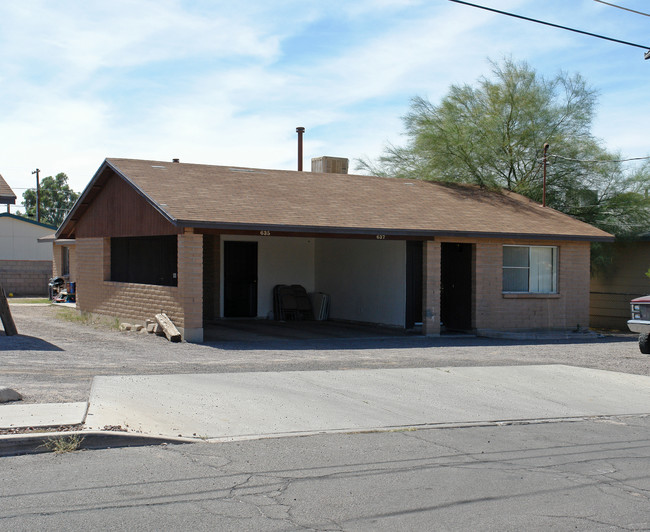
73;167;179;238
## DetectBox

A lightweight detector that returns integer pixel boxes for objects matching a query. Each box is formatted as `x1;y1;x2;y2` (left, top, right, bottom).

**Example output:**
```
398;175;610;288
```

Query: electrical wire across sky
593;0;650;18
448;0;650;58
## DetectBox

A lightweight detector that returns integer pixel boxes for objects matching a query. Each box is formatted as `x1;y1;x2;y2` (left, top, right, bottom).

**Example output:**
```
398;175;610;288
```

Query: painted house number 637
376;234;386;240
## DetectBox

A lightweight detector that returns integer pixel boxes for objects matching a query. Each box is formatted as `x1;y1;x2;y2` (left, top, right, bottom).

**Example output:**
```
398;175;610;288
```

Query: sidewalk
3;365;649;450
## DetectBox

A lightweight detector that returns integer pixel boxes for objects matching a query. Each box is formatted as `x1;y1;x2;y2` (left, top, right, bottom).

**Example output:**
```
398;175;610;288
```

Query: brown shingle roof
87;158;612;241
0;173;16;204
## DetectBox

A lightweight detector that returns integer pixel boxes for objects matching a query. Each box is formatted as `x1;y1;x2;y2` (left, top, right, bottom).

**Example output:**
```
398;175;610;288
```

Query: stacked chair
273;285;314;321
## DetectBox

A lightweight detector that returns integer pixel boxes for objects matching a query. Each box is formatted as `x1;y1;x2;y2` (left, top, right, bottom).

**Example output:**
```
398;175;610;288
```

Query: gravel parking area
0;303;645;404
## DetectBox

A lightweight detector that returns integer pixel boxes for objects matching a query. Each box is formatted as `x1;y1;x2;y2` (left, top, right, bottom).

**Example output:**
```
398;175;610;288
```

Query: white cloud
1;0;648;204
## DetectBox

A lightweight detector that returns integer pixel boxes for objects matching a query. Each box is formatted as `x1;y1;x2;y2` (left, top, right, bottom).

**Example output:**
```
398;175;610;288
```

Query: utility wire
448;0;650;51
547;154;650;164
593;0;650;18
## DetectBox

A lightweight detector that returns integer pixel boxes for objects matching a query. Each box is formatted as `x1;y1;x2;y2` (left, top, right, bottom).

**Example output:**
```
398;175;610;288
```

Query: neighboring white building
0;213;56;296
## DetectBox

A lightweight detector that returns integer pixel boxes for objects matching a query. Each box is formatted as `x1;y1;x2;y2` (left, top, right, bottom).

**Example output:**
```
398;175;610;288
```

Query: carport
202;234;423;333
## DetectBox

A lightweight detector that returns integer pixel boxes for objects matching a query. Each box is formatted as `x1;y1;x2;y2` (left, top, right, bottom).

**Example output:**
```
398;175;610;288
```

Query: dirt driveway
1;303;645;404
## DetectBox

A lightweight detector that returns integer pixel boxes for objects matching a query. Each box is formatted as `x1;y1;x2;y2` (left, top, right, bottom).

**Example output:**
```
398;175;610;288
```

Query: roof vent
311;156;349;174
172;158;180;163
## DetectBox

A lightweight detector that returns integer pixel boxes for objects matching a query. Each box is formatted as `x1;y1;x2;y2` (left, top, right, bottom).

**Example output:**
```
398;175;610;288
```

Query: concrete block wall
445;237;591;331
75;237;186;331
422;240;441;336
421;236;591;333
0;260;52;296
177;230;203;341
52;244;78;281
52;245;64;278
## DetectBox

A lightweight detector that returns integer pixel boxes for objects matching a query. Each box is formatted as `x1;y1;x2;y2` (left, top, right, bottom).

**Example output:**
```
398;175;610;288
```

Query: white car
628;295;650;353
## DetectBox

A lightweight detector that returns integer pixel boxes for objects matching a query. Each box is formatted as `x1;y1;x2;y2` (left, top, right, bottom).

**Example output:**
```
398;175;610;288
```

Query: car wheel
639;333;650;354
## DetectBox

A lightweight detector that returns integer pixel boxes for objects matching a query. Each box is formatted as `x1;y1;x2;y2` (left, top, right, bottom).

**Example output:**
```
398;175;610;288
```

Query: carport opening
201;234;426;340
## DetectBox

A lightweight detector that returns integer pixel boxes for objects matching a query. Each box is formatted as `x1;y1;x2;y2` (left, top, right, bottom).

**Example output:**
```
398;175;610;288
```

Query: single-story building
54;157;613;342
0;172;16;212
590;237;650;330
0;213;56;296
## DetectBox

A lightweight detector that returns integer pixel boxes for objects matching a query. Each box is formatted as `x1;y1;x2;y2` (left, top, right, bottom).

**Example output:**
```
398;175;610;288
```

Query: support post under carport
178;228;204;342
422;240;441;336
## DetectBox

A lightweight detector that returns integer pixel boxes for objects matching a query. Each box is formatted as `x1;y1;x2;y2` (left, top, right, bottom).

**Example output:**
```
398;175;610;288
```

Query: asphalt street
1;417;649;531
2;303;649;530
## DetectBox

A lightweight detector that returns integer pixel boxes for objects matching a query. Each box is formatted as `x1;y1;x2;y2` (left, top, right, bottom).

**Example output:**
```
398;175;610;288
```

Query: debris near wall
0;284;17;336
118;313;181;342
155;313;181;342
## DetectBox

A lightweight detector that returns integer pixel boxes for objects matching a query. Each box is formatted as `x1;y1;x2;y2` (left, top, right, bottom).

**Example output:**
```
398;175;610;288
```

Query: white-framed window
503;245;557;294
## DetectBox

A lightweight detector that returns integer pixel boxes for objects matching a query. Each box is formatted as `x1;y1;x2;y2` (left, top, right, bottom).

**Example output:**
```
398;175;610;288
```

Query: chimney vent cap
172;158;180;163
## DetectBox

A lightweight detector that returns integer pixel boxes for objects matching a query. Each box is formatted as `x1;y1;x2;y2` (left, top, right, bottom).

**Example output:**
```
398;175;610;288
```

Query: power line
593;0;650;18
548;154;650;164
448;0;650;53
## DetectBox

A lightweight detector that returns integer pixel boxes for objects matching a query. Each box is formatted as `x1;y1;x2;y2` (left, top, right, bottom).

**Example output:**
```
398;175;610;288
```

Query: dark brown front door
224;241;258;317
441;243;472;331
406;241;423;329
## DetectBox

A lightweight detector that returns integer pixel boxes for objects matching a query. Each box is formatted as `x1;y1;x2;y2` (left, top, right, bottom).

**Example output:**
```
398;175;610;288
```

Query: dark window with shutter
111;236;177;286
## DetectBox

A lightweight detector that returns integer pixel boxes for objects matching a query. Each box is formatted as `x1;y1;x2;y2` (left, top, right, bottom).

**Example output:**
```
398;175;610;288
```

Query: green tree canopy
20;172;79;227
359;58;650;239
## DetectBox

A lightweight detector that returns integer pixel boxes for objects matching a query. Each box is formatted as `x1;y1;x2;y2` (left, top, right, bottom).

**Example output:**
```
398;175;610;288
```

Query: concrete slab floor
203;319;420;342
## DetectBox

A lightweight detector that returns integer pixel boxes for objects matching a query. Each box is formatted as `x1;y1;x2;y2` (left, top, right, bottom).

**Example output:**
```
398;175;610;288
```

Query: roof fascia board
0;212;56;230
55;160;110;238
179;220;614;242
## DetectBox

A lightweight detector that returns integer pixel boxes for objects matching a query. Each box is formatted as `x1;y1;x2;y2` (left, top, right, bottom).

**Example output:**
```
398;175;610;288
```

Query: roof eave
177;220;614;242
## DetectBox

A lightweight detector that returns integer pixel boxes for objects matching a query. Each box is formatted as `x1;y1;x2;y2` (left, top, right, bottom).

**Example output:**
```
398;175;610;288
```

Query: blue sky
1;0;649;202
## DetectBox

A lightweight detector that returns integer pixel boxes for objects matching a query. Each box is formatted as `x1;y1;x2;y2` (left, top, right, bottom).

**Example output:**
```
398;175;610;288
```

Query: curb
0;430;200;457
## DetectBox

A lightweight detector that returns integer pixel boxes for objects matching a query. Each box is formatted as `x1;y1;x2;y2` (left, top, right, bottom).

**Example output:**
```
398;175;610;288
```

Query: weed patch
56;308;120;330
43;434;85;454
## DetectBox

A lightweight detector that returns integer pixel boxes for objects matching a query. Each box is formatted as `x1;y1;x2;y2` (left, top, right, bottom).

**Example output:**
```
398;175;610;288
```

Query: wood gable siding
75;170;179;238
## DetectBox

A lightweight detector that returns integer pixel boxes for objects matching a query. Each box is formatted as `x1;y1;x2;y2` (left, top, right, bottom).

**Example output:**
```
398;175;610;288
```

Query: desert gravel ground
0;303;645;404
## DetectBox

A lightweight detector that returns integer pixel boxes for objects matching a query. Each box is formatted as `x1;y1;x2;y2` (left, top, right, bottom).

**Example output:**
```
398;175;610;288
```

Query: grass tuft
43;434;85;454
55;309;120;330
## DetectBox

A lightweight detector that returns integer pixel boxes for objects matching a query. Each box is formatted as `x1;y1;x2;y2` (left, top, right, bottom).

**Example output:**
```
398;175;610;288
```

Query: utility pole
542;143;549;208
32;168;40;222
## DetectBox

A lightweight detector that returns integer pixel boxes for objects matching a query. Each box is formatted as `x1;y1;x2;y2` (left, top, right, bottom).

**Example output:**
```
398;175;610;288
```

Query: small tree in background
20;172;79;227
358;58;650;241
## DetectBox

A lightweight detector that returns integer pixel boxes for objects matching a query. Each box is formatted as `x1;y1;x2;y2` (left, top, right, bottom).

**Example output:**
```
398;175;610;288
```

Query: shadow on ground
0;333;64;351
201;319;636;351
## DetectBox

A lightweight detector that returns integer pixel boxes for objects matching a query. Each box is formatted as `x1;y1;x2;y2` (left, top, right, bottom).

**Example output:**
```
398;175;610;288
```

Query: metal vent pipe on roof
296;127;305;171
172;158;180;163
